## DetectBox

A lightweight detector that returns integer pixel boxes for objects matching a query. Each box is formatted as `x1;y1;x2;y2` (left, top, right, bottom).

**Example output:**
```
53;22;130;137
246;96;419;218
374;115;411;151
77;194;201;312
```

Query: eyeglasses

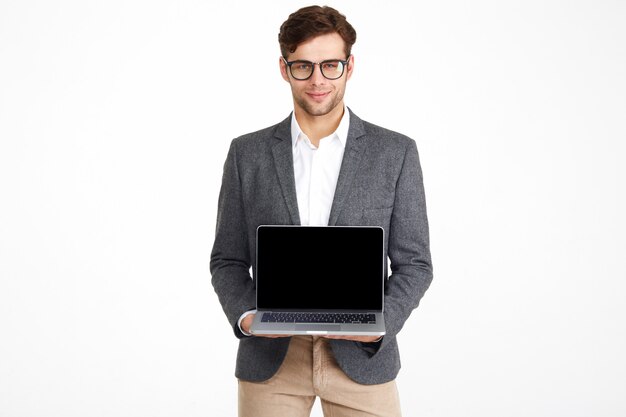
282;57;350;80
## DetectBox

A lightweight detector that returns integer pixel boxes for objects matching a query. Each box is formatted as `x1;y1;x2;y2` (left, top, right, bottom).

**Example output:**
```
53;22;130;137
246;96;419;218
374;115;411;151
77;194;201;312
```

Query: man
210;5;432;417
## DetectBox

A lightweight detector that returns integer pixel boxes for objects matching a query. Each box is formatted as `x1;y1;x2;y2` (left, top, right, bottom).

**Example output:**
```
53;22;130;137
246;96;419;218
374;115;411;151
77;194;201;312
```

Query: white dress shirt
291;108;349;226
237;107;350;335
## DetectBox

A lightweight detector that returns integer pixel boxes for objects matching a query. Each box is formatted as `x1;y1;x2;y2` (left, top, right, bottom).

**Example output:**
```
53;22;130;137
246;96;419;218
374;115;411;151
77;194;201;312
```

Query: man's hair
278;5;356;59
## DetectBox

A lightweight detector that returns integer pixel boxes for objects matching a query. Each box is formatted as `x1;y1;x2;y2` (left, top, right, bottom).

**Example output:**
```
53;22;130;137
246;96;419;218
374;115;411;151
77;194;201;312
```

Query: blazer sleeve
210;139;256;338
373;138;433;354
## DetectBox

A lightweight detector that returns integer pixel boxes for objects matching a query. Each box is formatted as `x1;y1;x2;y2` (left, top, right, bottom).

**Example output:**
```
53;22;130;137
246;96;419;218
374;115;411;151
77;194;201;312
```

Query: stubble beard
293;85;345;117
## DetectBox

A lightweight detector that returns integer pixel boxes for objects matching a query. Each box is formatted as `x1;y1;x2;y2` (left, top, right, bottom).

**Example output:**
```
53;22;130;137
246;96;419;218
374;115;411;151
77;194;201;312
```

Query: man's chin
307;109;332;117
300;101;341;117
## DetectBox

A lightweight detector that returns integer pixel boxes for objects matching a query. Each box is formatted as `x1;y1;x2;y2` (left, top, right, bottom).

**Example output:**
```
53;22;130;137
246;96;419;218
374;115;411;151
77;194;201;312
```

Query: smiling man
281;32;351;137
210;5;433;417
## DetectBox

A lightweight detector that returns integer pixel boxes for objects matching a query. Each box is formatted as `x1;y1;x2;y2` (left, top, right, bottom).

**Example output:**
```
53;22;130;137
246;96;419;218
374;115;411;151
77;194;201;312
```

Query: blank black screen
256;226;384;311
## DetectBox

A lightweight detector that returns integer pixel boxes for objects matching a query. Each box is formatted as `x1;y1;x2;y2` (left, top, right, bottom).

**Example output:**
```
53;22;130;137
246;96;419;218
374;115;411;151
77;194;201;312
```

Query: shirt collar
290;106;350;149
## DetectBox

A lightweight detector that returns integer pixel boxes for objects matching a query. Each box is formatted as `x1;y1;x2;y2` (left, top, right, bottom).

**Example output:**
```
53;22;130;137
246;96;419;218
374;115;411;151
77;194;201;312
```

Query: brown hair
278;5;356;59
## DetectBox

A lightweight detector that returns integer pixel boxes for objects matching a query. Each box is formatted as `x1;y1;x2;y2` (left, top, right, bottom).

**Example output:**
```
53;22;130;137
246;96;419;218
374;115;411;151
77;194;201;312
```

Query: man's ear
346;55;355;81
279;57;290;82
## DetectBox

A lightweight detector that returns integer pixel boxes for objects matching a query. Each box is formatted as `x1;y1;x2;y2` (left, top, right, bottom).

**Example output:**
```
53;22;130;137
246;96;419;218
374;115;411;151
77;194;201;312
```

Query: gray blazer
210;109;432;385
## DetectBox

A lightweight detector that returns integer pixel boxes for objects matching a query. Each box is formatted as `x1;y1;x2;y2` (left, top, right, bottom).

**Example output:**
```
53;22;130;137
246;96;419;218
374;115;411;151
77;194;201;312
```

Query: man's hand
241;314;291;338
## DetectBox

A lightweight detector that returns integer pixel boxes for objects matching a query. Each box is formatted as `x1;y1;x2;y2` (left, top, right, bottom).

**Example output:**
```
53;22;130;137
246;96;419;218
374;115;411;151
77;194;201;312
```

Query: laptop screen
256;226;384;311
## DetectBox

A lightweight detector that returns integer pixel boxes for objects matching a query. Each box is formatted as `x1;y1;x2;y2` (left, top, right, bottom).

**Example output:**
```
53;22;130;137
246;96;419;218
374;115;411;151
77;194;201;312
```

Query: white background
1;1;625;416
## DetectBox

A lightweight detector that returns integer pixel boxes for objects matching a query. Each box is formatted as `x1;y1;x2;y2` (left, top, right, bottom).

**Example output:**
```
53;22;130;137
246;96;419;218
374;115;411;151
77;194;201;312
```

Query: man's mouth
306;91;330;102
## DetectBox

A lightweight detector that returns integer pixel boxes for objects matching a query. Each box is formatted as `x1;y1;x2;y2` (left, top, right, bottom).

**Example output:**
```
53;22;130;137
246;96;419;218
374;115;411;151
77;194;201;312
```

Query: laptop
250;225;386;336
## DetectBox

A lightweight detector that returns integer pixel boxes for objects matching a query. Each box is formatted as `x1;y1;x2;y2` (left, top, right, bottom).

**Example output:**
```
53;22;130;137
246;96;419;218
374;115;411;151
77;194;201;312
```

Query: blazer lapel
271;115;301;225
328;109;367;226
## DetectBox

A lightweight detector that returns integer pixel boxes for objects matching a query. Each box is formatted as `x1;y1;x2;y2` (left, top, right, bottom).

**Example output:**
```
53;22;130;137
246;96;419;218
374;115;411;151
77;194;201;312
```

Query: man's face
280;32;354;118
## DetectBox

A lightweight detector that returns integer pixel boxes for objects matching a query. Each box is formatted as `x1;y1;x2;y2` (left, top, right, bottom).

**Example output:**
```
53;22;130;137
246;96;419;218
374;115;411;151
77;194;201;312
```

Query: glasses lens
290;62;314;80
320;60;345;80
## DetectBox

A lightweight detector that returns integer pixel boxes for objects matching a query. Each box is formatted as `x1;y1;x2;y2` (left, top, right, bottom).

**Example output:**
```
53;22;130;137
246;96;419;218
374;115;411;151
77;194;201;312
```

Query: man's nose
309;64;326;84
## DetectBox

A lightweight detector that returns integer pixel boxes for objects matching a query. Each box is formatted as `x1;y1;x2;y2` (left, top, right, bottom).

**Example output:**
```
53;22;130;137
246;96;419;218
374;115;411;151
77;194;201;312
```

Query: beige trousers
239;336;402;417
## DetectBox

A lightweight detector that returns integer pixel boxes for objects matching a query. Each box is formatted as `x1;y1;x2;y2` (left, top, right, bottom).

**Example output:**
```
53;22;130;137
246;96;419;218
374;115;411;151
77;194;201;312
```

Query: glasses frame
282;57;350;81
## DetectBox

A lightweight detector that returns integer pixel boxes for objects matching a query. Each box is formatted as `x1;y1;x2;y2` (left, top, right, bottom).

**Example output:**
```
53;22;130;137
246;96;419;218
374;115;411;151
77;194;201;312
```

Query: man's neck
294;104;345;147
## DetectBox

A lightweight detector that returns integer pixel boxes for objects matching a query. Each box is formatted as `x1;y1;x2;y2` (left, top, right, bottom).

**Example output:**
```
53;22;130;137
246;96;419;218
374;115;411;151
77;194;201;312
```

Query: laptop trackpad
295;324;341;332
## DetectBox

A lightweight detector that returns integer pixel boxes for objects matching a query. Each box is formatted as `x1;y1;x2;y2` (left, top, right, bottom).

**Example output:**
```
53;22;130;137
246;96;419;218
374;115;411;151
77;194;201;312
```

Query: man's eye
322;63;338;70
295;64;312;71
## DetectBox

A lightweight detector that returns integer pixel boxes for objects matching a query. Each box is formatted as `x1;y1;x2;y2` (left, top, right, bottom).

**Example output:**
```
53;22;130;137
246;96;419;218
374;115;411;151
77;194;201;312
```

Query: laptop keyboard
261;312;376;324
